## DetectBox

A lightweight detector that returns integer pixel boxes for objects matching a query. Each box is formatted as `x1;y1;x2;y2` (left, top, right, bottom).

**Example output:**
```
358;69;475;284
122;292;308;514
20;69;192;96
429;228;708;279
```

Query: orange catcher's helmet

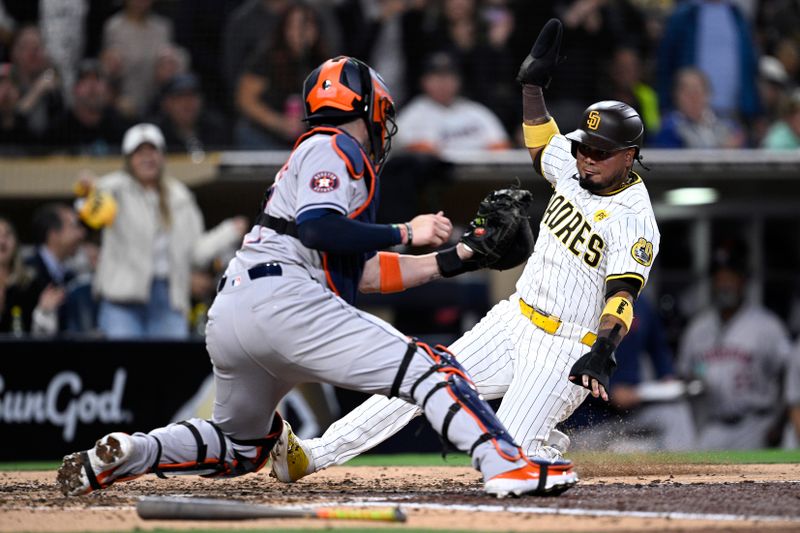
303;56;397;167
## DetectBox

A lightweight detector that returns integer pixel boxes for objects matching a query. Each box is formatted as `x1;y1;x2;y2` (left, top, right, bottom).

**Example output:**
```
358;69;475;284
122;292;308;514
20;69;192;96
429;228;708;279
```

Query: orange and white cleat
56;432;135;496
485;458;578;498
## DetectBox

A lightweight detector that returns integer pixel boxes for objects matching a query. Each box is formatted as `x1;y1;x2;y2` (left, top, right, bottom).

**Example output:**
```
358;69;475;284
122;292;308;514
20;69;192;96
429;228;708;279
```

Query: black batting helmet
303;56;396;167
565;100;644;158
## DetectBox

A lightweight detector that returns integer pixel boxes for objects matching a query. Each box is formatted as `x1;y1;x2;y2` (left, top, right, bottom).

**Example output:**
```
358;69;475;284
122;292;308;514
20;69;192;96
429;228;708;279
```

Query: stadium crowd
0;0;800;154
0;0;799;451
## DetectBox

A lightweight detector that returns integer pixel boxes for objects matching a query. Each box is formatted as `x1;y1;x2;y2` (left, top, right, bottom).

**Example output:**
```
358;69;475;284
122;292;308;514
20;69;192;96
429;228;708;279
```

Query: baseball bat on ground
136;496;406;522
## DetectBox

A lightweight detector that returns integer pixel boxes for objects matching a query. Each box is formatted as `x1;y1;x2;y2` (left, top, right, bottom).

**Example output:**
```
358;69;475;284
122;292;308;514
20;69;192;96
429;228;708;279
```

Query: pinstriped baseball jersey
228;132;370;289
517;134;660;331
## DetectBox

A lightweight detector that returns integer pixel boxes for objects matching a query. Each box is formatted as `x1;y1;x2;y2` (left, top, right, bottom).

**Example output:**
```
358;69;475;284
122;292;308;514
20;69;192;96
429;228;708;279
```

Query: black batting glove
568;337;617;401
517;18;564;88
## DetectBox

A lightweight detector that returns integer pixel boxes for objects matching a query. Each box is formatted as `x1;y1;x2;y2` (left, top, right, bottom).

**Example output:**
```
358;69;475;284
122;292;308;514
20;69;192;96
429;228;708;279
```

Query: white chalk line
334;500;800;523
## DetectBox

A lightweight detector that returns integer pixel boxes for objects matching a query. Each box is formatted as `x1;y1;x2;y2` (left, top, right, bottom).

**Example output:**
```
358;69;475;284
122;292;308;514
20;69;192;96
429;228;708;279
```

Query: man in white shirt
395;51;511;153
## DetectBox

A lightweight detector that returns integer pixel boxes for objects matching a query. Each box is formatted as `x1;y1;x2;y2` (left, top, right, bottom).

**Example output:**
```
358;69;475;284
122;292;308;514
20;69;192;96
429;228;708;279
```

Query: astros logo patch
631;237;654;266
310;171;339;193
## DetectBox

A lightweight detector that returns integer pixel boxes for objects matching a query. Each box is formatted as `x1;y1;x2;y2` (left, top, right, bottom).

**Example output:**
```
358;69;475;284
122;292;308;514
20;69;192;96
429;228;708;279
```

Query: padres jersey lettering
541;193;606;267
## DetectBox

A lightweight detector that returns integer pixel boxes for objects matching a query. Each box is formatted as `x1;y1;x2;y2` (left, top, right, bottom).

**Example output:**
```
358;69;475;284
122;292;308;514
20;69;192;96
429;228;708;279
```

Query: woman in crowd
234;2;328;149
79;123;246;339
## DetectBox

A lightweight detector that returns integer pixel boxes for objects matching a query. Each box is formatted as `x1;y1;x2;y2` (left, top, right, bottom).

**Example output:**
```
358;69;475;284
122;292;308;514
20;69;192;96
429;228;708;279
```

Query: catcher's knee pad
390;340;469;399
396;341;521;461
148;414;283;479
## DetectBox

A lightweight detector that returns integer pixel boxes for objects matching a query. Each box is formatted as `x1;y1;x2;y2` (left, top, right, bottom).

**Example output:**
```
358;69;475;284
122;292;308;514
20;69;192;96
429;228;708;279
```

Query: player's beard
578;168;631;193
578;174;605;192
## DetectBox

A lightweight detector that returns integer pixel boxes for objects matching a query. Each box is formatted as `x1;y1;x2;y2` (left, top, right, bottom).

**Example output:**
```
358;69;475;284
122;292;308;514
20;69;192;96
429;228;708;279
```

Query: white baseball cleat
56;432;136;496
269;421;316;483
484;458;578;498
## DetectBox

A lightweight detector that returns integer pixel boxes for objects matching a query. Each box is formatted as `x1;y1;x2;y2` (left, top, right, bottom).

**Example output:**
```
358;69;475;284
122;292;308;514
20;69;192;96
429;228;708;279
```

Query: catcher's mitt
461;187;533;269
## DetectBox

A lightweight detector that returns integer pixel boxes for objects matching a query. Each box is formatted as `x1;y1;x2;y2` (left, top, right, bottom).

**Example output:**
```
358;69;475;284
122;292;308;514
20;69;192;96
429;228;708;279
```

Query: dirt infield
3;461;800;532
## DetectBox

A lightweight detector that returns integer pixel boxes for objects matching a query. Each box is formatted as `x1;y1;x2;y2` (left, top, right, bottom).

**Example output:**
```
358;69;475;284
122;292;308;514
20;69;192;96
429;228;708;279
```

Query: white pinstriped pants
306;294;591;468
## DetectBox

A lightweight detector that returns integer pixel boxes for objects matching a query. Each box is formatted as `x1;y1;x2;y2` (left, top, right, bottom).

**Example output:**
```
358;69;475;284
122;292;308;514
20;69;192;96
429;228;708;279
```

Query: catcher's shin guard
394;342;524;475
148;414;283;479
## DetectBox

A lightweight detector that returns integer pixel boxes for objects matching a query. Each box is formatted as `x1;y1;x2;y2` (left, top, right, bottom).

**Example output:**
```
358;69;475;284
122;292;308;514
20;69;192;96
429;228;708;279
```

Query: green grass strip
3;448;799;472
343;448;800;466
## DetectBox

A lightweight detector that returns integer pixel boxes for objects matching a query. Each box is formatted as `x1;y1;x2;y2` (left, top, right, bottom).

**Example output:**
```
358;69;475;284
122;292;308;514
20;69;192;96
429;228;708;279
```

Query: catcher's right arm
436;187;534;277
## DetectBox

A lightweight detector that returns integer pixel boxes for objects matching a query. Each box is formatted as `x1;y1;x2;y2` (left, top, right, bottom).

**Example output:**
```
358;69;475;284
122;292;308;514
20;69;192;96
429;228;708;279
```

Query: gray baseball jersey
678;304;792;449
229;133;369;290
301;133;661;467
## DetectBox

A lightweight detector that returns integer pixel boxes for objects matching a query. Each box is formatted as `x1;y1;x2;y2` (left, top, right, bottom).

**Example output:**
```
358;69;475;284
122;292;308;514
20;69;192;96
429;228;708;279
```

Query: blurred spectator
62;240;100;335
222;0;342;99
101;0;174;119
27;203;86;335
472;0;520;136
0;62;33;152
83;123;247;339
335;0;427;106
761;89;800;149
546;0;626;128
657;0;761;122
221;0;291;97
773;37;800;84
234;3;328;149
421;0;525;134
677;240;793;450
652;68;745;148
625;0;676;52
394;51;510;153
568;294;696;451
45;59;131;155
756;0;800;57
154;72;229;156
425;0;486;87
604;46;660;141
0;215;62;336
755;55;793;143
0;2;13;53
10;24;64;138
38;0;90;101
151;43;190;106
171;0;243;113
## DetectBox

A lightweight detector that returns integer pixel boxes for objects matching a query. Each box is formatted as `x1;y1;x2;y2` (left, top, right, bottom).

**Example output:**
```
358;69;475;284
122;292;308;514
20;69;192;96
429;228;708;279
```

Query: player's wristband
378;251;404;293
522;118;559;148
600;296;634;330
436;246;478;278
404;222;413;246
589;335;616;358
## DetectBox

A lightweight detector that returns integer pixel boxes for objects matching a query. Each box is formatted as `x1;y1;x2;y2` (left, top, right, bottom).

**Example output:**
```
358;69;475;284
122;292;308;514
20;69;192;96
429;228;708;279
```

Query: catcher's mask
565;100;644;161
303;56;397;167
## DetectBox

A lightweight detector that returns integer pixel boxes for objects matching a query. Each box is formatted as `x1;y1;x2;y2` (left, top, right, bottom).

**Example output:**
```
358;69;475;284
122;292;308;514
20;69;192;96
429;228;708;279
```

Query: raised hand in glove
568;337;617;402
517;18;564;88
436;187;533;277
